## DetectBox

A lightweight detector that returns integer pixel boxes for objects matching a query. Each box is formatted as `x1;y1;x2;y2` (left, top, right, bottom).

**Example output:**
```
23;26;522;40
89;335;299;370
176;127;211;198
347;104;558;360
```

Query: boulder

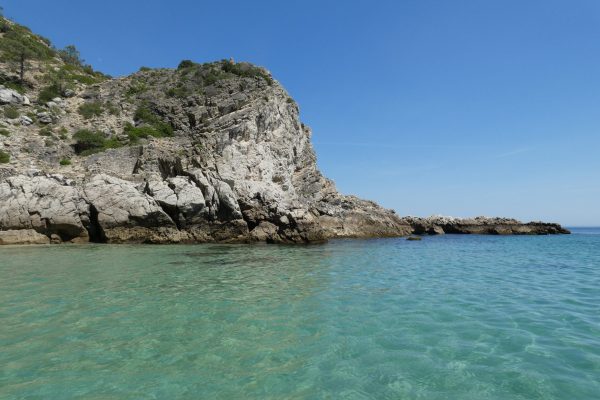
0;229;49;245
0;87;30;105
83;174;176;242
36;111;53;124
20;115;33;126
0;175;89;241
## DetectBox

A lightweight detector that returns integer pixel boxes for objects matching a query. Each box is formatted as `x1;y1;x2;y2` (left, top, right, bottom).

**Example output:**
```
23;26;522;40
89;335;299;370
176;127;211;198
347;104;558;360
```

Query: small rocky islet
0;17;569;245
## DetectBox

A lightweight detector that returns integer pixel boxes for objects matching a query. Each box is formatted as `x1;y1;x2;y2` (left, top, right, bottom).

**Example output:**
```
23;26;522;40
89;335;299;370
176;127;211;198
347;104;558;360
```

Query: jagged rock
146;176;206;227
249;221;279;242
0;87;30;105
83;174;176;242
0;175;89;241
20;115;33;125
36;112;53;124
0;52;570;244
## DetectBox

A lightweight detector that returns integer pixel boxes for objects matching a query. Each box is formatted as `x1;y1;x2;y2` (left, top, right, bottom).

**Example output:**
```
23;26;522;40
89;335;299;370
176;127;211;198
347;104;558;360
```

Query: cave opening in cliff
87;205;107;243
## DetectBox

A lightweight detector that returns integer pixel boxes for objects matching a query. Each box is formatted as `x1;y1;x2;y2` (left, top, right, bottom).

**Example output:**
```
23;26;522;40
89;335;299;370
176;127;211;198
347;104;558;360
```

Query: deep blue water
1;228;599;399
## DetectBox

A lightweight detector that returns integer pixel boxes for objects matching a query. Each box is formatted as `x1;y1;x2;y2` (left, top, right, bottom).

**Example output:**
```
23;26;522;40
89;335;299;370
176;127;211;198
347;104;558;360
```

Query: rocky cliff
0;17;568;244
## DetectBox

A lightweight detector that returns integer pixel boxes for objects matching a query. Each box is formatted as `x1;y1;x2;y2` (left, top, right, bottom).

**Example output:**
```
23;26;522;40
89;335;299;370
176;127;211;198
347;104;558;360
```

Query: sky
3;0;599;226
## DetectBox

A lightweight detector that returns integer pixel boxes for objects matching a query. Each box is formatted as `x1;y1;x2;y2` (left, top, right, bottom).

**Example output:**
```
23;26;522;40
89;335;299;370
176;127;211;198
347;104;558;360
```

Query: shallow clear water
1;229;599;399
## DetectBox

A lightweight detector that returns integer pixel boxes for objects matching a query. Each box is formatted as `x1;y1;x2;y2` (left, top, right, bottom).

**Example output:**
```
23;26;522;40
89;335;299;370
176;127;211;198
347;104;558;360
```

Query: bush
124;123;172;143
139;66;152;72
0;149;9;163
3;106;19;119
73;129;104;154
58;127;68;140
78;101;104;119
105;102;120;116
39;126;53;136
0;78;25;94
125;81;147;97
38;84;61;103
0;128;10;137
166;86;188;98
58;45;83;66
221;61;273;84
131;106;173;137
177;60;195;70
59;158;71;166
72;129;122;155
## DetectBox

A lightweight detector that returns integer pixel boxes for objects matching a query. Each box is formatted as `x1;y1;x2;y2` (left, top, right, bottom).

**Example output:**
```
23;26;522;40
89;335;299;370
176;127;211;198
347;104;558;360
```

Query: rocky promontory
0;17;568;244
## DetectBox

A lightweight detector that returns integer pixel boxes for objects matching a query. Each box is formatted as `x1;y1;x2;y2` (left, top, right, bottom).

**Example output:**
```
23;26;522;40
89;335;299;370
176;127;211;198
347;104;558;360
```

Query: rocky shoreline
0;169;569;245
0;17;569;245
0;69;570;245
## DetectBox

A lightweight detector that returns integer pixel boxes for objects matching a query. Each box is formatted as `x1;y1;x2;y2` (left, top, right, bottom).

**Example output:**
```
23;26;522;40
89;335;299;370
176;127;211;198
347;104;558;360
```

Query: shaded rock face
0;61;569;244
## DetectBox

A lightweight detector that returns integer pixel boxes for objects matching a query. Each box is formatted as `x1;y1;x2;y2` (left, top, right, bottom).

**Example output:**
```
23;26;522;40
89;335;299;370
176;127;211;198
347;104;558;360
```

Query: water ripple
1;231;599;399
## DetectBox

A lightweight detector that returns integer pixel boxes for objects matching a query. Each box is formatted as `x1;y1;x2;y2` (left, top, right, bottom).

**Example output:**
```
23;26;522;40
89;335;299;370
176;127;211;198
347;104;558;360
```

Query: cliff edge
0;17;568;244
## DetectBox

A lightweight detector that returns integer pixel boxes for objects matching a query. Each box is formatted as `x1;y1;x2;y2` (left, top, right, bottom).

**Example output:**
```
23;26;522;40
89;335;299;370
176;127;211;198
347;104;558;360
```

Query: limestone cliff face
0;57;415;243
0;19;568;244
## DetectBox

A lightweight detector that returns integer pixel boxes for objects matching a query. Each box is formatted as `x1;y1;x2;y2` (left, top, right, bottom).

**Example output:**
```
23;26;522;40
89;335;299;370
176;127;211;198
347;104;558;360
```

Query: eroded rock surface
0;57;569;244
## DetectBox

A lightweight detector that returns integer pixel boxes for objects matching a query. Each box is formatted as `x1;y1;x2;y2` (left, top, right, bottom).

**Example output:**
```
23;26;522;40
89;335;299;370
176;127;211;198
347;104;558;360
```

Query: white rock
20;115;33;126
0;87;30;105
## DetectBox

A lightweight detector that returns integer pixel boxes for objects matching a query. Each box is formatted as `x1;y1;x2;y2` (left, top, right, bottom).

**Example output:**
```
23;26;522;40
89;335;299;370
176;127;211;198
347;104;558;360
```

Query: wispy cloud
313;141;490;150
494;148;529;158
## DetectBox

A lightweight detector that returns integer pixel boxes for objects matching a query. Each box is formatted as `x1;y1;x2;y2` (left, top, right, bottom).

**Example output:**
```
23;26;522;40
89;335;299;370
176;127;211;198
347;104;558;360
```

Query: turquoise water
1;230;599;399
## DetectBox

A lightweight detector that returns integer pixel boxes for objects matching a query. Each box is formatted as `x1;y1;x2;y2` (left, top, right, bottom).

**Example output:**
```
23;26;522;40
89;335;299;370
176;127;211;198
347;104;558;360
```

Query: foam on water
1;229;599;399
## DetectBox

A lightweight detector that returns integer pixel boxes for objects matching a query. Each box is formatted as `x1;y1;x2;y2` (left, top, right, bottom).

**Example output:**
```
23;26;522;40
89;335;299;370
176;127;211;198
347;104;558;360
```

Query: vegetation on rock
72;129;121;155
3;105;19;119
0;149;9;163
124;105;173;142
78;101;104;119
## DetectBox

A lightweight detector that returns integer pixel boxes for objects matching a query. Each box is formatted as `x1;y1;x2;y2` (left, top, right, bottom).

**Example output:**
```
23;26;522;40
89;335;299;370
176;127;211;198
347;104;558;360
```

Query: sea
1;228;599;399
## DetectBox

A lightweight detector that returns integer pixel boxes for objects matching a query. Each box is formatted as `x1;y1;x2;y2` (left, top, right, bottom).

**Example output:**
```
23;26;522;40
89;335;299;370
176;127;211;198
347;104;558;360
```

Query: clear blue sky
4;0;599;226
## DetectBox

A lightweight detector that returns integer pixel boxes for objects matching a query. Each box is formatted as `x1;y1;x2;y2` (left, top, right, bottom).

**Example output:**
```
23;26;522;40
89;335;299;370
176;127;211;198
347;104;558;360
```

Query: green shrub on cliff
78;101;104;119
221;61;273;84
177;60;195;69
3;106;19;119
0;150;10;163
38;84;62;103
124;105;173;142
72;129;121;155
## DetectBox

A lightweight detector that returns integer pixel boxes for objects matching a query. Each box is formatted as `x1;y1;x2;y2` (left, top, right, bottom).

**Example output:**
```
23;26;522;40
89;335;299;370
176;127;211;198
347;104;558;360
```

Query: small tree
177;60;194;70
0;29;50;83
58;44;83;66
3;41;33;83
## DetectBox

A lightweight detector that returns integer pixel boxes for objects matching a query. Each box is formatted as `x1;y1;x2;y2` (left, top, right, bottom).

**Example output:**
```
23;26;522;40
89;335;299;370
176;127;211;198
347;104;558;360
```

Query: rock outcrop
0;86;30;105
400;216;570;235
0;18;569;244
